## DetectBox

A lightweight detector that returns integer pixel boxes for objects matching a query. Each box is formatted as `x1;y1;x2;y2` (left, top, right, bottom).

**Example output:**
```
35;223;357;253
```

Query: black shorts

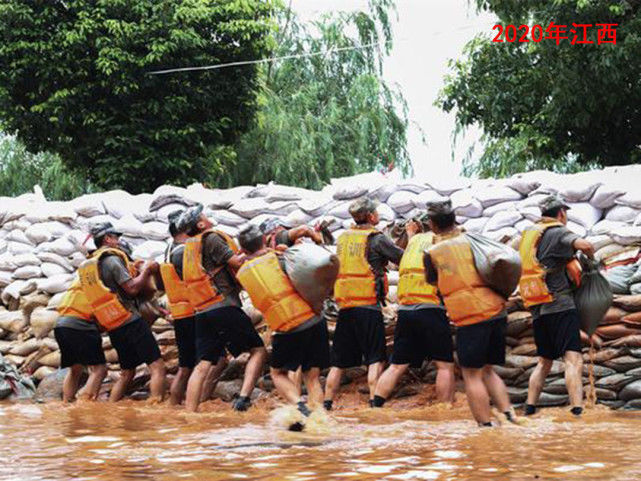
533;309;582;360
54;327;106;368
195;306;264;363
108;317;162;370
271;319;330;372
390;308;454;367
331;307;386;368
174;316;196;369
456;316;507;369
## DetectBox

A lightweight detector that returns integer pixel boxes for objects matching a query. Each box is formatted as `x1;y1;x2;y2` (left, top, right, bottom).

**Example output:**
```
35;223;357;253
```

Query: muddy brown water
2;398;641;480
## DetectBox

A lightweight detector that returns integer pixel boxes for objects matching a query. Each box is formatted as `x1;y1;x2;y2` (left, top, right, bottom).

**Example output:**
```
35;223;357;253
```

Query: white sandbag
268;201;300;216
1;280;27;304
101;190;135;219
610;226;641;246
37;274;74;294
68;252;87;268
24;224;53;244
47;292;66;309
566;221;587;237
590;182;626;209
606;205;639;223
372;182;398;203
635;213;641;226
0;253;16;271
558;172;602;202
328;202;353;220
132;240;167;260
591;219;626;236
45;237;77;257
210;210;246;227
484;210;523;232
298;195;337;217
260;184;310;202
12;253;41;267
184;184;222;208
152;184;188;198
37;252;74;271
451;189;483;218
5;229;34;246
71;193;106;217
0;238;5;252
505;172;543;195
473;185;522;207
484;227;518;243
387;191;417;214
211;186;255;209
426;177;470;196
155;203;188;222
230;198;272;219
515;219;534;232
567;203;602;229
38;220;73;238
483;201;519;217
7;241;33;255
463;217;489;233
396;178;428;194
2;219;32;232
413;190;447;209
518;205;542;223
455;215;469;225
282;244;339;314
24;201;76;224
142;221;170;241
284;209;313;227
113;214;144;238
604;264;636;294
41;262;69;277
12;265;42;280
375;203;396;222
330;172;387;200
585;235;614;251
215;224;239;238
248;214;285;228
0;270;12;288
615;189;641;209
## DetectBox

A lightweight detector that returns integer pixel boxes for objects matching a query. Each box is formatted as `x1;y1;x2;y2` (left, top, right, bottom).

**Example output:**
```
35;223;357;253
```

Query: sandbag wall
1;166;641;401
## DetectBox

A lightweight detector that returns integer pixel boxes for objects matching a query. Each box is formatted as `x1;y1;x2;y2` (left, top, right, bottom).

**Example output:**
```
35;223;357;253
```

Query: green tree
226;0;411;189
439;0;641;177
0;134;90;200
0;0;277;193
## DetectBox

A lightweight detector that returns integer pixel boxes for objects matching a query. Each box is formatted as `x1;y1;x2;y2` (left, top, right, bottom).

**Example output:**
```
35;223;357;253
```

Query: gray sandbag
506;387;528;404
283;244;339;314
599;400;625;409
618;379;641;402
575;255;613;336
537;392;569;406
603;355;641;372
595;373;641;391
603;264;636;294
465;232;522;298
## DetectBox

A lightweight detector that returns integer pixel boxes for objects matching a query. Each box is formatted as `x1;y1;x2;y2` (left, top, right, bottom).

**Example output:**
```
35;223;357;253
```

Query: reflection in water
2;399;641;480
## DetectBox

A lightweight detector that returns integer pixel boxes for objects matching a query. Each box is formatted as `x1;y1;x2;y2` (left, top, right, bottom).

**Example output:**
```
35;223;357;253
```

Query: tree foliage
225;0;411;189
0;134;90;200
0;0;276;193
439;0;641;177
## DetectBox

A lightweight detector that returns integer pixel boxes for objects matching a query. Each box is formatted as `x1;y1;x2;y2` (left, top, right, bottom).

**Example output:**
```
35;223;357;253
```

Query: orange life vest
57;277;93;321
428;231;505;326
518;219;582;308
160;244;195;320
182;229;239;312
334;228;387;309
237;251;314;333
78;247;136;331
397;232;439;306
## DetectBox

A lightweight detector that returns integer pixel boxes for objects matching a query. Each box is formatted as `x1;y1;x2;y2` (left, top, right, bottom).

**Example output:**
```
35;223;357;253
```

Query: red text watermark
492;22;618;45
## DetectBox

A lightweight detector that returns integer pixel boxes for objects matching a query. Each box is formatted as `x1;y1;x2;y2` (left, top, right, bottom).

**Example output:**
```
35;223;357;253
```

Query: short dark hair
94;235;106;248
542;206;565;218
238;225;264;254
187;224;200;237
169;223;179;238
429;212;456;230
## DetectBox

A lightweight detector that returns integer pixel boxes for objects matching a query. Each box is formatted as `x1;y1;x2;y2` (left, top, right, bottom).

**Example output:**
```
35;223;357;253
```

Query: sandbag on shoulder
465;232;521;298
282;244;339;315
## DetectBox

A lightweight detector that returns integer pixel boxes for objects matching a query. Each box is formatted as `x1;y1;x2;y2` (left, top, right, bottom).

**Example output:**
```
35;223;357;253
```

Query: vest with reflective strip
182;230;238;312
518;219;578;308
397;233;439;306
57;277;93;321
429;233;505;326
334;228;384;309
78;247;135;331
237;251;314;333
160;244;195;320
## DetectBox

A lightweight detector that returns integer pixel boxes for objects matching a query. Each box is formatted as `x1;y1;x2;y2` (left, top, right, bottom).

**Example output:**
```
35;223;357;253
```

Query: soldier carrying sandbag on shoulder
78;222;166;403
260;217;324;249
518;195;594;417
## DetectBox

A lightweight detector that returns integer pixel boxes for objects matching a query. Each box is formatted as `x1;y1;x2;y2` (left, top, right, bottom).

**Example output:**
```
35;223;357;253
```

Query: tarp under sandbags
283;244;339;314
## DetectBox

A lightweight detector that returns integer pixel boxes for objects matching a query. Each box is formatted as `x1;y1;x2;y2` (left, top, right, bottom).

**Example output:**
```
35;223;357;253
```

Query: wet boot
288;402;311;432
232;395;252;412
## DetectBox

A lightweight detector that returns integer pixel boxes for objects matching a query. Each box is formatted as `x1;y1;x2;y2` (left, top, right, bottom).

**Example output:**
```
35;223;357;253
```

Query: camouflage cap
90;221;122;239
167;209;185;234
539;195;570;214
426;199;453;217
348;197;380;218
177;203;204;234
